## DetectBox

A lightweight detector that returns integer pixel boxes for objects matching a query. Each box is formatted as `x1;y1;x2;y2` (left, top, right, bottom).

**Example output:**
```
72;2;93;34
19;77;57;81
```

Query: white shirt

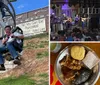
6;32;22;43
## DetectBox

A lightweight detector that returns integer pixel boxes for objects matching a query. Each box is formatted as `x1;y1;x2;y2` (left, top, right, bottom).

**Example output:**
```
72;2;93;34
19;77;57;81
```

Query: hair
5;25;12;30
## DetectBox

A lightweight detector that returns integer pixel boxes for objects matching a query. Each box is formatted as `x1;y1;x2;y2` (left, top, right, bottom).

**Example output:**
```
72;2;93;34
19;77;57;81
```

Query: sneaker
0;67;6;71
6;56;14;61
13;59;21;65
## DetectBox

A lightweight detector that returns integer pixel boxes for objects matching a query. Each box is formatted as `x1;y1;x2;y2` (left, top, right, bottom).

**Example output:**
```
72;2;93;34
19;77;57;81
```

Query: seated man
0;25;24;66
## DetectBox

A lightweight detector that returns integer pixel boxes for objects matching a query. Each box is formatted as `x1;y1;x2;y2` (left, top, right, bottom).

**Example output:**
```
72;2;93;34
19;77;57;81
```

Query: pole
0;0;16;36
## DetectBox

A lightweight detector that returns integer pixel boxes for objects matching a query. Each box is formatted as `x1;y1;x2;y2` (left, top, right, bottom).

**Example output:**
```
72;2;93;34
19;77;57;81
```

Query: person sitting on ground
73;27;81;33
85;37;92;41
58;34;65;41
0;25;24;65
65;32;74;41
75;31;83;40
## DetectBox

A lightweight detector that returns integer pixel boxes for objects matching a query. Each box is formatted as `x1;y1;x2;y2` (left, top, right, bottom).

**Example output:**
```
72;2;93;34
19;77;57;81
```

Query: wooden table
50;43;100;85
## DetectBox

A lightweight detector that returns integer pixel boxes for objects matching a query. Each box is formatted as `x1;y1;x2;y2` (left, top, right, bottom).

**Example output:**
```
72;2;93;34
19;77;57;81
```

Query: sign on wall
17;18;46;37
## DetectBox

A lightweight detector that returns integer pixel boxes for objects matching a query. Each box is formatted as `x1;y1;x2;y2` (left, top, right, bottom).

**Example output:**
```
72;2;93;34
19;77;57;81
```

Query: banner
17;18;46;37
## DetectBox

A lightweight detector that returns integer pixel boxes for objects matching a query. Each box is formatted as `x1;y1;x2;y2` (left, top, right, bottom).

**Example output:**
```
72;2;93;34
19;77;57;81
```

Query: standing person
75;14;79;25
0;25;24;65
81;18;85;29
50;13;56;33
61;14;68;31
66;17;72;29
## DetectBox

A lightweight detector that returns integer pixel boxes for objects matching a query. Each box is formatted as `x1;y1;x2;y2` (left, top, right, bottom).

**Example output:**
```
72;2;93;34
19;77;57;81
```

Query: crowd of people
50;13;89;33
50;13;100;41
51;27;100;41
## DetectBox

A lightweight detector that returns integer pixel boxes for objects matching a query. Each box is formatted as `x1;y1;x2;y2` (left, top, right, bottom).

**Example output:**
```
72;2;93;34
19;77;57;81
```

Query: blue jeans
0;54;4;64
0;45;7;64
6;42;19;59
0;42;19;61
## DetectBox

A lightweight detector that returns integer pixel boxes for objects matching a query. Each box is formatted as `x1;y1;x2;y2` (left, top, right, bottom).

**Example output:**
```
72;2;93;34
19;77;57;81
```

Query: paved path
0;60;17;73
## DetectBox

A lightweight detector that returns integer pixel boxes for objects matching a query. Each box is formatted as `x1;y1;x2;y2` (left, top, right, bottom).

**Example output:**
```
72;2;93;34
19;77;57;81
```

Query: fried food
59;55;83;70
65;56;82;70
61;66;75;80
71;46;85;60
58;45;97;85
66;58;82;70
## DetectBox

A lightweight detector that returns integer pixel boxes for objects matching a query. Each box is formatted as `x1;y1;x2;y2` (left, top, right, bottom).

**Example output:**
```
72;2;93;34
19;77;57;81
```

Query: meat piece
61;66;76;80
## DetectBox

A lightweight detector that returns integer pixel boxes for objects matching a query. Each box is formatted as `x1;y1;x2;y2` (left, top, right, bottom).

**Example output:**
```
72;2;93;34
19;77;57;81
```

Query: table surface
50;43;100;85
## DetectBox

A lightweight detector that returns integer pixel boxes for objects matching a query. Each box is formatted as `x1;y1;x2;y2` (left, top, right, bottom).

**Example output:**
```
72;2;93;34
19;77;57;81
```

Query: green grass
0;73;49;85
36;51;48;59
23;40;48;49
38;73;48;78
36;81;48;85
34;73;48;85
40;41;49;46
38;73;48;85
0;75;36;85
38;43;45;48
43;51;49;57
24;33;48;40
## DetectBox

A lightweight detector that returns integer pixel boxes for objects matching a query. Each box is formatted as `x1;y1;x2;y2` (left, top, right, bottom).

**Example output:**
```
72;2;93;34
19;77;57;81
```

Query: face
5;27;11;36
76;15;78;17
63;14;66;17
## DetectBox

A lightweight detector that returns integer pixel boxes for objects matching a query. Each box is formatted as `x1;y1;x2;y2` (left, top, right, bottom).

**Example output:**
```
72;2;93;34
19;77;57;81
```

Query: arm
16;35;24;39
11;33;24;39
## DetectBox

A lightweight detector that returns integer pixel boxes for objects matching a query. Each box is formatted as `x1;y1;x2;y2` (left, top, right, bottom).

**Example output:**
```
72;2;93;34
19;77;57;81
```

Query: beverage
50;43;62;53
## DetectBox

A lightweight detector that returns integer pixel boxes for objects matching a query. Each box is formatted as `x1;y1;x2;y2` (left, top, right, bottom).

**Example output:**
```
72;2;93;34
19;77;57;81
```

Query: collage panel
0;0;49;85
50;0;100;85
0;0;100;85
50;0;100;41
50;43;100;85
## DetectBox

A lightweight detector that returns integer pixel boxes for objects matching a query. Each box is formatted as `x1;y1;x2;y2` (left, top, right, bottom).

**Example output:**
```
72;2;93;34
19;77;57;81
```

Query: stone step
0;60;17;74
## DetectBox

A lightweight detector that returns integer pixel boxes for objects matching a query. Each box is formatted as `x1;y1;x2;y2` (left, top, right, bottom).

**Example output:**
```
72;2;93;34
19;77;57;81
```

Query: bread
71;46;85;60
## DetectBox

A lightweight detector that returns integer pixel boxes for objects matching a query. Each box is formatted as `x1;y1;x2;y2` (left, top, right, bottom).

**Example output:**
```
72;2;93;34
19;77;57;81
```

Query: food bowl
55;44;100;85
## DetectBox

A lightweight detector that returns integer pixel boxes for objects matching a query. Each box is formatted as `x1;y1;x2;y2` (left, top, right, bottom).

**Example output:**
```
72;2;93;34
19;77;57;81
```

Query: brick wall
16;6;49;33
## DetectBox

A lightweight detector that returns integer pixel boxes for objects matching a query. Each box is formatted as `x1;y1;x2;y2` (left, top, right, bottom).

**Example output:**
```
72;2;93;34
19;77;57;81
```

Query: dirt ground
0;34;49;80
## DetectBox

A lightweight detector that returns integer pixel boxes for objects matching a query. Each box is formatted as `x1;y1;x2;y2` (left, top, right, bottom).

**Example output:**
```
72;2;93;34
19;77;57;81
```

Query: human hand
2;37;8;44
5;37;9;41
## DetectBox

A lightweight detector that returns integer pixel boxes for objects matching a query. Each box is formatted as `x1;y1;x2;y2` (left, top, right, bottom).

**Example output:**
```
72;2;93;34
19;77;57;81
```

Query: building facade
0;6;49;37
16;6;49;37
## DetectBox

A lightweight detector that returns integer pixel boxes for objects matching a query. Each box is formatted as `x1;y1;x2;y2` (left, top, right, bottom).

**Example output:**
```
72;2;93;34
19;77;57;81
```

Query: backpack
12;26;24;48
